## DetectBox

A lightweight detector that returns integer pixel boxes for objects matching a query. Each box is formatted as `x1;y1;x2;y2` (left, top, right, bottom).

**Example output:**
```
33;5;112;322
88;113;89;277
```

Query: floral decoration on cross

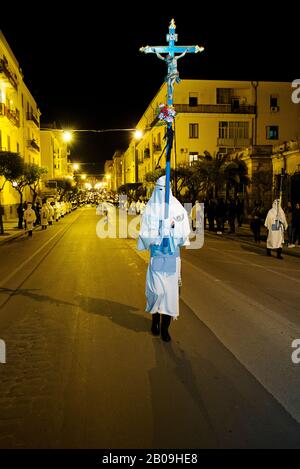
157;104;176;123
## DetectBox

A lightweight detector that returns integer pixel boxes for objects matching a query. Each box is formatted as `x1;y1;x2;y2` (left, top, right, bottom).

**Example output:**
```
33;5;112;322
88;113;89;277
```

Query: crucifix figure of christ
140;19;204;250
140;19;204;106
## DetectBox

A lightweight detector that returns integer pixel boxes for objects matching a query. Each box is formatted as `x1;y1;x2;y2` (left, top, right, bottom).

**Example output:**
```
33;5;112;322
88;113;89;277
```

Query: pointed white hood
137;176;190;251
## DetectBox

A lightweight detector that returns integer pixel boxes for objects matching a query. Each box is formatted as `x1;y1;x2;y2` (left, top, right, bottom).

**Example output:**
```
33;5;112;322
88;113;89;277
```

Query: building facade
0;31;41;219
121;79;299;193
40;128;71;179
272;140;300;205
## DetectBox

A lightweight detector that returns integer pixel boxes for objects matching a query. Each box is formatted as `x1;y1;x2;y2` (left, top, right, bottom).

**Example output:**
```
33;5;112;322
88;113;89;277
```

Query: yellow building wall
121;79;299;190
256;82;300;145
0;32;41;218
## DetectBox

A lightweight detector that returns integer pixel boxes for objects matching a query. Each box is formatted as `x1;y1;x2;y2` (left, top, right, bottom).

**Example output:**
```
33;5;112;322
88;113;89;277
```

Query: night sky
1;4;298;174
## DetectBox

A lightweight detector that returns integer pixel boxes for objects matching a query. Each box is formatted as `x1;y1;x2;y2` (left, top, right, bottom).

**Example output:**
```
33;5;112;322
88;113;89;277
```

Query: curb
205;229;300;259
0;230;26;245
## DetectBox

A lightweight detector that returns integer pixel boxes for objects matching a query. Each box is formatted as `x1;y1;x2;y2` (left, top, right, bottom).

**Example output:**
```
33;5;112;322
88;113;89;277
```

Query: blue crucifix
140;19;204;250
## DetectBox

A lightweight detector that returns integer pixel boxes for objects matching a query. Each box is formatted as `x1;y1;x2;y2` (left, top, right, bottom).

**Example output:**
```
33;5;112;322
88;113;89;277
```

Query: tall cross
140;19;203;106
140;19;203;251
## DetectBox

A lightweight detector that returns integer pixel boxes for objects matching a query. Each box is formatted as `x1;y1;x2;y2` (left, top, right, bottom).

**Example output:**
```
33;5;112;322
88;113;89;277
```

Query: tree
0;152;24;234
55;179;77;201
196;152;227;199
117;183;144;203
27;165;48;202
144;168;165;184
223;157;250;199
175;163;203;203
9;162;36;205
251;170;273;202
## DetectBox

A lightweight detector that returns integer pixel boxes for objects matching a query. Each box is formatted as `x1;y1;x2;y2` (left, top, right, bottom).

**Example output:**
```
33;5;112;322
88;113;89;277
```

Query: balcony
26;111;39;128
28;139;40;152
0;103;20;127
153;143;162;153
175;104;256;114
0;58;18;90
217;137;252;147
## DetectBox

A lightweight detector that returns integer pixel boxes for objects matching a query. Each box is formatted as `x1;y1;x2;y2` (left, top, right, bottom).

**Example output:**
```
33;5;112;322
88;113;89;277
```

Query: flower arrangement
157;104;176;123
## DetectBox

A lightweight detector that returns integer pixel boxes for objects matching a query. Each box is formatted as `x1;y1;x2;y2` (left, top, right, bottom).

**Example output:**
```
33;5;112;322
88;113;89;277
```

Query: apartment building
121;79;299;187
0;31;41;218
40;127;71;179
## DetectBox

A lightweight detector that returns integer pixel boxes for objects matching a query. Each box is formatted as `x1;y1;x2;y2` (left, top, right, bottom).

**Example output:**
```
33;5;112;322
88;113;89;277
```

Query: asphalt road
0;207;300;449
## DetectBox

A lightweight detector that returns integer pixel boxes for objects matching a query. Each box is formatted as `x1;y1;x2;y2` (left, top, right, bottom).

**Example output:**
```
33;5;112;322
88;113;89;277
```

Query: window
7;135;11;151
219;121;249;139
217;88;233;104
189;93;198;106
270;95;279;108
189;123;199;139
17;142;19;153
266;126;279;140
189;152;199;165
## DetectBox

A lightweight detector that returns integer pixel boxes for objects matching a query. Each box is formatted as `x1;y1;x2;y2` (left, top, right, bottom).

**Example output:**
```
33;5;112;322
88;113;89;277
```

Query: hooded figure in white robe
264;199;288;257
24;203;36;237
137;176;190;341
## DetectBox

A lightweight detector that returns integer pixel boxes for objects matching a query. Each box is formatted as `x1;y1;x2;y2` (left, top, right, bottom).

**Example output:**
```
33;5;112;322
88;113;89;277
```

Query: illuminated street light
73;163;80;171
81;174;87;180
63;131;73;142
134;130;143;140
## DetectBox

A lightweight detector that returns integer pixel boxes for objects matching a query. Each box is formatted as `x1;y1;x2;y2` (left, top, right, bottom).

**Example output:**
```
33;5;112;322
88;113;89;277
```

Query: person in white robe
137;175;190;341
41;203;49;230
264;199;288;259
23;202;36;237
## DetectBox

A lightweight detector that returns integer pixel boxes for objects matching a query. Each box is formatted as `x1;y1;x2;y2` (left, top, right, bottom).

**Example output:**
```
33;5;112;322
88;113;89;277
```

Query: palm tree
197;152;228;199
223;157;250;199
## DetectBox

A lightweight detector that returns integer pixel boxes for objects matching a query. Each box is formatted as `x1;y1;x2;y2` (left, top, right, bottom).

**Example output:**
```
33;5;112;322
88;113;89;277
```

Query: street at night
1;207;300;449
1;6;300;463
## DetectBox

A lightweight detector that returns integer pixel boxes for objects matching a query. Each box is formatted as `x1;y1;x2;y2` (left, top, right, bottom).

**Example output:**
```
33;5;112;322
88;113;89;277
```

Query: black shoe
161;315;172;342
151;313;160;336
277;255;283;260
161;329;171;342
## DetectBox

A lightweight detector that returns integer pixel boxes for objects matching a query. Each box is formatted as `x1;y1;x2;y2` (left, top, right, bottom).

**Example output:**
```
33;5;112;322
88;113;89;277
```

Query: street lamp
134;130;143;140
63;131;73;143
73;163;80;171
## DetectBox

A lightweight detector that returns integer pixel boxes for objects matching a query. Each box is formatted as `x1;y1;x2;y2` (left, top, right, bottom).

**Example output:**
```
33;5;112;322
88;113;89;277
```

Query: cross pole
140;19;203;251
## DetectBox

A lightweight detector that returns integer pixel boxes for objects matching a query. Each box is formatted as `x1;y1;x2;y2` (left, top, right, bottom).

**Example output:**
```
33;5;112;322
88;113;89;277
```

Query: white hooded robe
264;199;288;249
137;176;190;318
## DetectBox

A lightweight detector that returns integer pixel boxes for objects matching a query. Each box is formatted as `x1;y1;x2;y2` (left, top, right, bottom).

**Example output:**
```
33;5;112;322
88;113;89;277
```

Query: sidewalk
206;222;300;258
0;218;27;244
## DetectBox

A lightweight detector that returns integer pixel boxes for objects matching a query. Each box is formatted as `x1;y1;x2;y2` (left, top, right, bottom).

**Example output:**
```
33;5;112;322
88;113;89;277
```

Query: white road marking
206;245;300;284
